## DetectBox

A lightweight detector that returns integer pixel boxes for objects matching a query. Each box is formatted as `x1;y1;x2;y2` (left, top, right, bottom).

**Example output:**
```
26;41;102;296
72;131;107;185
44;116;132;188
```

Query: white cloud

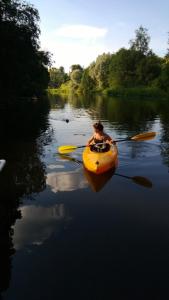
54;24;108;39
40;24;109;71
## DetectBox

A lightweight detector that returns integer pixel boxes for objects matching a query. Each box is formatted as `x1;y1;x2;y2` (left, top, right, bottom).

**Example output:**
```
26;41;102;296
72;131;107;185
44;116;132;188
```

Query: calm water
1;94;169;299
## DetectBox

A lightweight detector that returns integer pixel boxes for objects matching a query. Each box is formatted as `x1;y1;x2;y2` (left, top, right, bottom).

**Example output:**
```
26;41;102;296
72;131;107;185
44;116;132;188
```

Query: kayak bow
82;145;118;174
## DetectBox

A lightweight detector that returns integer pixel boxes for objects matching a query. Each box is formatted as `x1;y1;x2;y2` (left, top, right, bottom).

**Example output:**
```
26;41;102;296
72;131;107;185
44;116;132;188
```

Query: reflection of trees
64;94;160;158
158;100;169;168
87;96;158;133
48;93;67;109
65;93;159;133
0;196;21;297
67;93;169;168
0;98;51;297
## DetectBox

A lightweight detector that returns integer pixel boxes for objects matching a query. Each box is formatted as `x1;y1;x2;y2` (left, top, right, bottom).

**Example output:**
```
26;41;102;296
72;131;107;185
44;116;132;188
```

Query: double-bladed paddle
58;131;156;154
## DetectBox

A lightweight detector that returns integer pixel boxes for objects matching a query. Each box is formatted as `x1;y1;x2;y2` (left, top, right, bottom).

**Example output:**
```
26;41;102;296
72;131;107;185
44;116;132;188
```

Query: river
1;94;169;298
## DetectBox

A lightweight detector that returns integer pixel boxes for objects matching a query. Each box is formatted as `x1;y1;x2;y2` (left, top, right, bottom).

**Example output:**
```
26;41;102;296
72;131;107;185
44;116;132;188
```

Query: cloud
54;24;108;39
40;24;109;71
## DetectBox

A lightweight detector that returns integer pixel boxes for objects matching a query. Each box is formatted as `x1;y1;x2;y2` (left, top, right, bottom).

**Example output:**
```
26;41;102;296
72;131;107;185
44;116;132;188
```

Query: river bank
48;84;169;100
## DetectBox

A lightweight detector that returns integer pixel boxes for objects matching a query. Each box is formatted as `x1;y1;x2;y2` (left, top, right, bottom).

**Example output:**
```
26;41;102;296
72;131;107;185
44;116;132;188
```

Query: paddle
115;173;152;188
58;154;153;188
58;131;156;154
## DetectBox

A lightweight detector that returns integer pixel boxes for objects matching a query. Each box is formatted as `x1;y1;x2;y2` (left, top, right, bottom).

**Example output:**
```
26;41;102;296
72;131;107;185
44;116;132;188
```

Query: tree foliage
89;53;111;89
70;69;83;87
129;26;151;55
48;67;69;88
0;0;51;99
70;64;83;72
80;68;95;92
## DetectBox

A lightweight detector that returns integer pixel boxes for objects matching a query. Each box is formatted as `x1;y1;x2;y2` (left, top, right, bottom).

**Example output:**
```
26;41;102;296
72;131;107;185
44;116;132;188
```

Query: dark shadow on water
0;97;52;298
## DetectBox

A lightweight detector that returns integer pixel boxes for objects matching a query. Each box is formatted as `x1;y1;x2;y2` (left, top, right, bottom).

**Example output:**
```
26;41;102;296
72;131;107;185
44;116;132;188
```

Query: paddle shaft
58;132;156;153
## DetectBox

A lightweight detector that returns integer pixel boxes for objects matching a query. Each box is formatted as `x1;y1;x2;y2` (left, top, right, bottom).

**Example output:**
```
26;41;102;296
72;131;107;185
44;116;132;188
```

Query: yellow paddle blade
58;145;78;154
131;132;156;141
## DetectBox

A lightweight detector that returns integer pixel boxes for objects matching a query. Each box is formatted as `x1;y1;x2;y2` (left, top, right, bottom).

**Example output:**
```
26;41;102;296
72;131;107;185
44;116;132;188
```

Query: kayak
82;145;118;174
0;159;6;172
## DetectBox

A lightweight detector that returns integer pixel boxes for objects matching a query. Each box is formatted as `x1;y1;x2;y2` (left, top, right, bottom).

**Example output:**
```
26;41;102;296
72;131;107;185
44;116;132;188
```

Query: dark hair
93;122;104;131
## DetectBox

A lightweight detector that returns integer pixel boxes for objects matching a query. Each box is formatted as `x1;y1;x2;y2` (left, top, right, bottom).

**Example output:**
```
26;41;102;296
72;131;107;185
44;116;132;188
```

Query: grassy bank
48;83;169;99
47;81;71;96
103;86;169;99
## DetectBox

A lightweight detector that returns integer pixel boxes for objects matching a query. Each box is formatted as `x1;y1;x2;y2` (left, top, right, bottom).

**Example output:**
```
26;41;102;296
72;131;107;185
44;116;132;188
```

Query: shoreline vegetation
47;85;168;100
48;26;169;100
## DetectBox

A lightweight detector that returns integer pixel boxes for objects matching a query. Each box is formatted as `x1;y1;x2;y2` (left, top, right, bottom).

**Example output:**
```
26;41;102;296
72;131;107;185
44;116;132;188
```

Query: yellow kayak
82;145;118;174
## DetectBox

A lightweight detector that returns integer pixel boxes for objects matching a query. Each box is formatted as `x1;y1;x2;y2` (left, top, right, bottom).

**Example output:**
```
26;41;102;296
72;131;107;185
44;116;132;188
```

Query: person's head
93;122;104;133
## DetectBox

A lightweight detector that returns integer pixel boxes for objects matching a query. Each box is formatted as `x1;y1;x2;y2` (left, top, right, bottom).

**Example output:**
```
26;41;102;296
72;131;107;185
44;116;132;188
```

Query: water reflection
65;93;158;133
1;94;169;298
83;167;116;192
0;98;51;297
46;169;88;192
50;93;169;169
158;100;169;169
13;203;71;250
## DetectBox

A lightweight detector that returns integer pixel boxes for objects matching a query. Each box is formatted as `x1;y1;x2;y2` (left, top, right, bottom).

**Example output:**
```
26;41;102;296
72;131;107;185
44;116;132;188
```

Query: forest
48;26;169;98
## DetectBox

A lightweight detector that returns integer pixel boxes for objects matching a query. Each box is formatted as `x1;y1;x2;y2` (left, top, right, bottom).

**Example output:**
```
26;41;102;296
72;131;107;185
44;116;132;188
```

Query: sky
30;0;169;71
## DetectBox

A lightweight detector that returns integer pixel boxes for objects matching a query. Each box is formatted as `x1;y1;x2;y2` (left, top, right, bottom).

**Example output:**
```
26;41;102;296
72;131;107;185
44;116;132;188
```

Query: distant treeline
0;0;51;100
48;26;169;97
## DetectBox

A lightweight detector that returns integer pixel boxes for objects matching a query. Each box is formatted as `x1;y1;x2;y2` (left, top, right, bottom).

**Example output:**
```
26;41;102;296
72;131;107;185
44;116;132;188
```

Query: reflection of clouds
13;204;70;250
0;159;6;172
46;170;88;192
48;164;65;169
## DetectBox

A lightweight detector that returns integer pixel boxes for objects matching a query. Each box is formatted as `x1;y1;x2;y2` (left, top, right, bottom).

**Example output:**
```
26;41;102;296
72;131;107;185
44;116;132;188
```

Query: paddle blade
58;145;77;154
132;176;153;188
131;132;156;141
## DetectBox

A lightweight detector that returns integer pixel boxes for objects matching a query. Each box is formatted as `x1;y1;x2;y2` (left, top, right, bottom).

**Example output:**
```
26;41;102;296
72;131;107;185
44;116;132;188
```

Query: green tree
155;59;169;92
88;53;111;89
0;0;51;99
70;64;83;72
49;67;69;88
136;53;162;85
70;69;83;87
80;68;95;92
109;48;144;87
69;64;83;89
129;26;151;55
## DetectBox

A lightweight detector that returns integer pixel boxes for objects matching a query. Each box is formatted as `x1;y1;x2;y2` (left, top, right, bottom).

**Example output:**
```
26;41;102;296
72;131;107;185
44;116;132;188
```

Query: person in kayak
87;122;114;152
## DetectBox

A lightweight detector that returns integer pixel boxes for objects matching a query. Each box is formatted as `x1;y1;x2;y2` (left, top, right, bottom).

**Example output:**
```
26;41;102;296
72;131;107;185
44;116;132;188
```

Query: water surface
1;94;169;299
